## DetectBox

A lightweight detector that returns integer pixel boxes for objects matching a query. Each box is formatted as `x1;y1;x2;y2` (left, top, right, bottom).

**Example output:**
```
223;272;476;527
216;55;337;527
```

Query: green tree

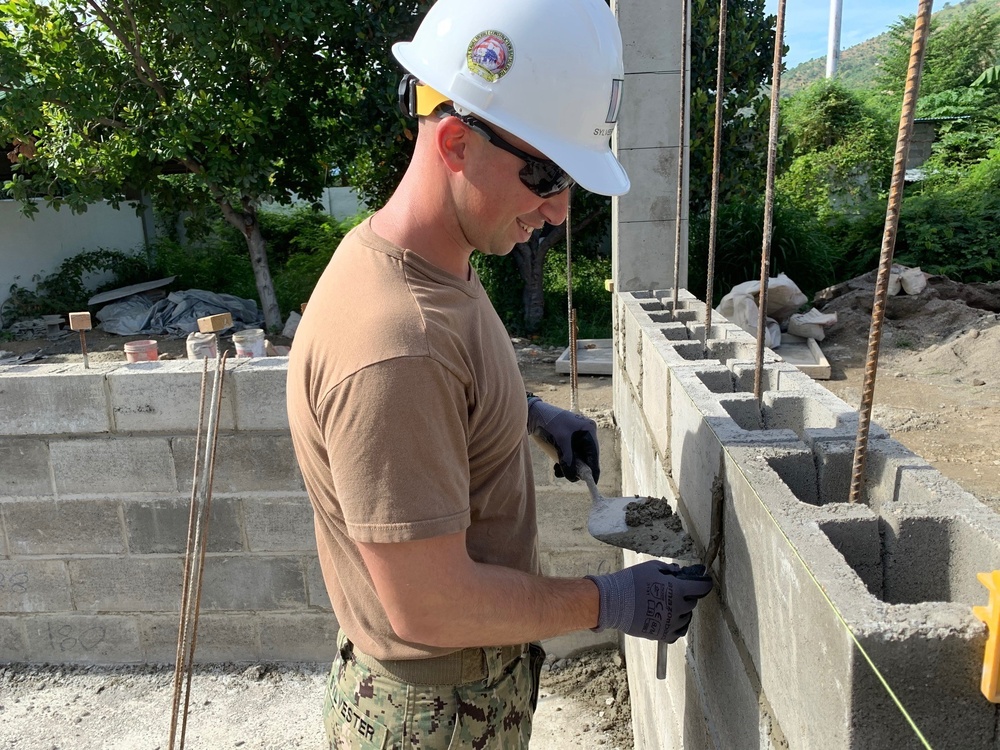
689;0;779;214
0;0;427;330
875;6;1000;97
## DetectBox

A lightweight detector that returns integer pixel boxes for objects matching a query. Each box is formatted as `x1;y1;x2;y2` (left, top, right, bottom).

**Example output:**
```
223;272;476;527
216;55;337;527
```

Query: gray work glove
586;562;713;643
527;396;600;483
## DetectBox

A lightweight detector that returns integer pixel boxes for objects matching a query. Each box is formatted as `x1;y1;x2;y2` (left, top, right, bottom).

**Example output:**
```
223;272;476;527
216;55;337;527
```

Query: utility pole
826;0;843;78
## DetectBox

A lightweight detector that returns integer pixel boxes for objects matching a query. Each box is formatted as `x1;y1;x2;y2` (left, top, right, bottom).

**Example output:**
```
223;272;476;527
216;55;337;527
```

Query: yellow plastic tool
973;570;1000;703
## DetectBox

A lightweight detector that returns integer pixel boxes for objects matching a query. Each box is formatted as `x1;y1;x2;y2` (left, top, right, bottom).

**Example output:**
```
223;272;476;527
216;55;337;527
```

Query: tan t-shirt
287;219;539;660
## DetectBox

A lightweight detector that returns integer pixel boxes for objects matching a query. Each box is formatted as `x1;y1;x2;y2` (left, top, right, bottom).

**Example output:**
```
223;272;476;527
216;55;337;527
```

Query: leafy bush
2;249;151;326
689;199;838;306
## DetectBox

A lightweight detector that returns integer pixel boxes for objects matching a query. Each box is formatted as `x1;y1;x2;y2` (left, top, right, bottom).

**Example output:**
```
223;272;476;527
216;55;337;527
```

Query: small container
233;328;266;358
186;332;218;360
124;339;158;363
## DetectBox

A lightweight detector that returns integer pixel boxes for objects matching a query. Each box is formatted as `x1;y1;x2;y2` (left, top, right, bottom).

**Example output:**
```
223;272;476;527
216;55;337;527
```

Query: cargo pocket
324;683;389;750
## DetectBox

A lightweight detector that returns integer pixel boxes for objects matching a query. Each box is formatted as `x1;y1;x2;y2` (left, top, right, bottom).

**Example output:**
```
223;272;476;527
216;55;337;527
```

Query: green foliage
2;208;366;327
689;200;838;306
778;81;896;220
2;249;151;325
537;252;613;345
689;0;778;213
875;5;1000;97
471;253;526;334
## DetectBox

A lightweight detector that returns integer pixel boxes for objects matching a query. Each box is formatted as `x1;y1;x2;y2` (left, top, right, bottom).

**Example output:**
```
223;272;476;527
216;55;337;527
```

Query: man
286;0;713;747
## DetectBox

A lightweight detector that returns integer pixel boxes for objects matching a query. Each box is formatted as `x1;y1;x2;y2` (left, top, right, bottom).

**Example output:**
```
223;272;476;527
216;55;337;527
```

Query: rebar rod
168;353;228;750
567;199;579;413
753;0;788;403
704;0;729;349
671;0;690;318
849;0;933;504
168;358;209;750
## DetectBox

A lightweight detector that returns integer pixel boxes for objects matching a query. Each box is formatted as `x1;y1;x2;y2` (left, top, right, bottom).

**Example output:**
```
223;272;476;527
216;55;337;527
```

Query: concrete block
173;434;302;494
259;612;340;663
25;614;142;664
616;0;682;73
123;496;244;554
539;547;621;579
107;359;238;432
617;147;680;225
0;559;71;613
0;616;27;661
618;72;682;150
231;358;290;430
535;489;605;550
541;630;618;659
306;556;332;611
640;327;671;458
613;220;685;293
0;439;53;496
243;496;315;553
69;557;184;612
200;556;307;611
51;437;176;495
4;498;125;555
140;613;260;664
0;366;110;435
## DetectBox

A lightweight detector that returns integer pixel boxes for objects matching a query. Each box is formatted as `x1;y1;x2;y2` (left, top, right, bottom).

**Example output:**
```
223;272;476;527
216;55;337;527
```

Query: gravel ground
0;649;631;750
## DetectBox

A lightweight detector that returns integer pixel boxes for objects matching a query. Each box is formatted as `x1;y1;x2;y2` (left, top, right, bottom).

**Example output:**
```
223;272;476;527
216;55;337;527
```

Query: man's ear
435;116;470;175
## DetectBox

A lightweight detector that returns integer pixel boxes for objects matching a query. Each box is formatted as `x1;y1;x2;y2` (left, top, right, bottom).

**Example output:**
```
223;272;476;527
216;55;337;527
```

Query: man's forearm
357;532;600;648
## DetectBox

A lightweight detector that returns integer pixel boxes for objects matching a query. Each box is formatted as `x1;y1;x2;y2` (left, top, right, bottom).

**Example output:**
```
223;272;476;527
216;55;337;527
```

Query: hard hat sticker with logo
467;31;514;82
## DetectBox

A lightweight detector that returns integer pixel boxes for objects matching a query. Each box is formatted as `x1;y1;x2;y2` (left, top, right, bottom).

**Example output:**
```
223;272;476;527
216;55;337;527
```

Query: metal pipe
753;0;788;403
849;0;934;504
827;0;844;78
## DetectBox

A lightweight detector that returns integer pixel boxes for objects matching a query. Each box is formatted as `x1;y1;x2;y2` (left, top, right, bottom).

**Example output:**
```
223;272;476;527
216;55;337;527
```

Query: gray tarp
96;289;263;336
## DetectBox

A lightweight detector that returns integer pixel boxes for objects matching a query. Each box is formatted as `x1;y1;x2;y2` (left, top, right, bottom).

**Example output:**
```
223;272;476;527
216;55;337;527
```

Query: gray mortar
598;495;697;560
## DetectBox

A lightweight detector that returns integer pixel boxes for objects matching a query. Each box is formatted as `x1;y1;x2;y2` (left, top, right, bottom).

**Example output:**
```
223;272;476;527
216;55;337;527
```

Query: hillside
782;0;1000;95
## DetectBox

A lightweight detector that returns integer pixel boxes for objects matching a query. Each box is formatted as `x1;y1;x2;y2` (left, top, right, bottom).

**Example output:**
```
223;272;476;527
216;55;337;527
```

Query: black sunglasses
440;106;575;199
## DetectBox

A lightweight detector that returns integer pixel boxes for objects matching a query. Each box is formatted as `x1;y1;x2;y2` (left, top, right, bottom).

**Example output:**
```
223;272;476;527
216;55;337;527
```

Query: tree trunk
218;201;283;331
511;241;547;333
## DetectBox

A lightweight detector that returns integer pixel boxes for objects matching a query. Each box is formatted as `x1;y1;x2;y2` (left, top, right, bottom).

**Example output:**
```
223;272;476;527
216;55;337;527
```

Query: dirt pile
816;271;1000;387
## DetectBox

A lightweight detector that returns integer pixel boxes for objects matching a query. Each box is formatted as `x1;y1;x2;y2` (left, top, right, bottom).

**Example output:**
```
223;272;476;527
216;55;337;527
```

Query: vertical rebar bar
672;0;690;317
704;0;729;348
849;0;934;504
567;199;579;413
753;0;788;403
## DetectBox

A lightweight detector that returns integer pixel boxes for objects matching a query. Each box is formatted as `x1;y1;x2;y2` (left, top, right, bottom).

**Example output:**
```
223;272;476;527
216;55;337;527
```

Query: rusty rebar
672;0;690;318
169;353;228;750
567;199;579;413
704;0;729;349
849;0;934;504
753;0;788;403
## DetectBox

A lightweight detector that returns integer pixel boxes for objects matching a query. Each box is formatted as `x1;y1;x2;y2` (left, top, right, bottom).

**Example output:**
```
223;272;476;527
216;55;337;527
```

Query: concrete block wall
0;358;617;664
613;289;1000;749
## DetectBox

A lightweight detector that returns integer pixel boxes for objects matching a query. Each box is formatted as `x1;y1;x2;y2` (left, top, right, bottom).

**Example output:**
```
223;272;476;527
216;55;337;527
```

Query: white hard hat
392;0;630;197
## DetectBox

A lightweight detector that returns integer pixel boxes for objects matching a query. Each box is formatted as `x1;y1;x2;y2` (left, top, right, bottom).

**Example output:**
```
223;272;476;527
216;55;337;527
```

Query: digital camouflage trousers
323;632;545;749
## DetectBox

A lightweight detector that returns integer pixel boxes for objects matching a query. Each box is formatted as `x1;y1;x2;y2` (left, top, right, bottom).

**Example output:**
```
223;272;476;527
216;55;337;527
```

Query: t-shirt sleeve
315;355;472;544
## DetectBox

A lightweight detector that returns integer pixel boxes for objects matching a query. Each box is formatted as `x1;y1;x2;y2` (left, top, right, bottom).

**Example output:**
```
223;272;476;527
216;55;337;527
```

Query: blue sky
764;0;924;68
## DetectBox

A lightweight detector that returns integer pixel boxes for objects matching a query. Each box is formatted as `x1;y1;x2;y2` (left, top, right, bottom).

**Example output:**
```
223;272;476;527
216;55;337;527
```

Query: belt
343;637;528;686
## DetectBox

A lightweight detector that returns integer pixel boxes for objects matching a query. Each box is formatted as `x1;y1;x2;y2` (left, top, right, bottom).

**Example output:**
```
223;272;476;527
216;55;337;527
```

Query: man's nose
538;187;571;226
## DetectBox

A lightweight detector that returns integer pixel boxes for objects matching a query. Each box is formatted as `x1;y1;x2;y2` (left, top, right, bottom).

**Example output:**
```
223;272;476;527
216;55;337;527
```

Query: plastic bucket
124;339;158;363
233;328;266;358
186;332;218;360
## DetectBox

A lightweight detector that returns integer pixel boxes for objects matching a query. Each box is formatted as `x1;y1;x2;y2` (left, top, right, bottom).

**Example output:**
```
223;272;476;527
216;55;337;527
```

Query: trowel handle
574;461;604;504
656;641;667;680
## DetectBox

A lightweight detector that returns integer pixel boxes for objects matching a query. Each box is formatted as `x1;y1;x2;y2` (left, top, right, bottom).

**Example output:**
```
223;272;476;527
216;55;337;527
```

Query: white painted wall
0;200;145;303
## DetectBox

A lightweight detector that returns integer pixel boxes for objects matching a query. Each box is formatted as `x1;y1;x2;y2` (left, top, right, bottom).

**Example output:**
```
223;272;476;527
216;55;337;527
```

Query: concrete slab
554;339;613;376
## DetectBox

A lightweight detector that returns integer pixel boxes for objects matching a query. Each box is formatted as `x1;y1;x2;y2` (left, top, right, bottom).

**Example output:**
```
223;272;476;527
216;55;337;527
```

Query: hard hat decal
606;79;624;124
467;31;514;83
